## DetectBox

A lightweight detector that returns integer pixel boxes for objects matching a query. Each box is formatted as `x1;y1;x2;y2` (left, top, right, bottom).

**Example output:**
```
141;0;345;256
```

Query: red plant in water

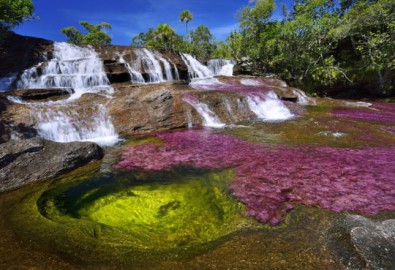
333;103;395;123
117;130;395;225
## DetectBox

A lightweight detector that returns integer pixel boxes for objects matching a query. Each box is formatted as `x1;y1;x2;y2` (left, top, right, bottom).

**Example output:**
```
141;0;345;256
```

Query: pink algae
333;103;395;123
117;130;395;225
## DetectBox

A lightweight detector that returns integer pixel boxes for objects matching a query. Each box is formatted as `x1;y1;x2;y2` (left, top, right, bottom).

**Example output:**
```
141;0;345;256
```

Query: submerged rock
0;138;103;192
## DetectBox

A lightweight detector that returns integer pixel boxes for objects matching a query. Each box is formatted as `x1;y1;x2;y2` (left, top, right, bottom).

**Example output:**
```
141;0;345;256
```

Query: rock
0;32;53;78
0;138;104;192
328;214;395;269
4;88;73;101
103;60;131;83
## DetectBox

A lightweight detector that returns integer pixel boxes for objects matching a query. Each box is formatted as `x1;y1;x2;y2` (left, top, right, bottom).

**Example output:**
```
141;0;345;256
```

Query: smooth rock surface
0;138;103;192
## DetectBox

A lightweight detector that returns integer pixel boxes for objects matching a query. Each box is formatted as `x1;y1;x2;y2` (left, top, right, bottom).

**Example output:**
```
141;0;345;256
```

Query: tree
179;10;193;42
131;23;185;51
0;0;34;34
189;25;215;60
61;21;112;45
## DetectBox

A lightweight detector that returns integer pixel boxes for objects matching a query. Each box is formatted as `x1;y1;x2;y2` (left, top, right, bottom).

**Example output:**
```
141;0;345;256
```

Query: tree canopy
0;0;34;33
228;0;395;94
61;21;112;45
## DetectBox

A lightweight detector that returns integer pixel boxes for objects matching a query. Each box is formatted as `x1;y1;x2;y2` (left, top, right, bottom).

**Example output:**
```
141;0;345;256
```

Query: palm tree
179;10;193;42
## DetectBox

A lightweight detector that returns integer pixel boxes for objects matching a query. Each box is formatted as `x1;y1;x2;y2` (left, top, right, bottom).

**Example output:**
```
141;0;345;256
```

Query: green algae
38;168;258;250
2;165;264;268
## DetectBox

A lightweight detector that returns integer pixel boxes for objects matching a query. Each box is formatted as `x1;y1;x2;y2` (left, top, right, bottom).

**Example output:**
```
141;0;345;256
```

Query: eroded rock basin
0;100;395;269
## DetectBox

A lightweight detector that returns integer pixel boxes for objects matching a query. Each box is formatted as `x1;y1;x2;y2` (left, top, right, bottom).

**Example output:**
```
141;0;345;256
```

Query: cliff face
0;33;53;78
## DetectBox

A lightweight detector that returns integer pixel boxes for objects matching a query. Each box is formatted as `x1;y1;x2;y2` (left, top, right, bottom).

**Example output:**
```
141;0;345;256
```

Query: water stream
12;42;119;146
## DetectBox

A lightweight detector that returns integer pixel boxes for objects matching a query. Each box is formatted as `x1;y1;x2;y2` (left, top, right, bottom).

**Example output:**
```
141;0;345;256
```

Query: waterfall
9;42;120;146
17;42;113;99
183;95;225;128
119;55;145;83
207;59;235;76
33;104;119;146
246;91;294;121
173;64;180;80
181;53;213;80
0;73;17;91
292;89;316;105
121;49;178;83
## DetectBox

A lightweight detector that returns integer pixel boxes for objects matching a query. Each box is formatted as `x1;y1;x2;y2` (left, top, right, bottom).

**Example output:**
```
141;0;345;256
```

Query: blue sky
15;0;289;45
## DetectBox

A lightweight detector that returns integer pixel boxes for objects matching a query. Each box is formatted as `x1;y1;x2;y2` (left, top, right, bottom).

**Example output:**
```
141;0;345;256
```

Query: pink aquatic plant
333;103;395;123
117;130;395;225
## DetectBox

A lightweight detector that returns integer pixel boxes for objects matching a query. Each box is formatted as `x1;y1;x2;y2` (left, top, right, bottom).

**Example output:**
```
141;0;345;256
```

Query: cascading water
246;91;294;121
0;73;17;91
121;49;177;83
183;95;225;128
33;104;119;146
17;42;113;99
119;54;145;83
181;53;213;80
11;42;120;146
292;89;316;105
208;59;235;76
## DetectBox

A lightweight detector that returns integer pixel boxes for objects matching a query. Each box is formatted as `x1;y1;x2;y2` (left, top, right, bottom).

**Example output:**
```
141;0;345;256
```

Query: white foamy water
9;42;120;146
183;96;225;128
181;53;213;80
0;73;17;91
246;91;294;121
292;89;316;105
121;49;178;83
33;104;119;147
17;42;113;100
208;59;235;76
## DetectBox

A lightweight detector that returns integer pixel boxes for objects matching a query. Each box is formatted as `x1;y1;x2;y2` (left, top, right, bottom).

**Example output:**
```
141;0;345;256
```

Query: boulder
0;138;104;192
4;88;73;101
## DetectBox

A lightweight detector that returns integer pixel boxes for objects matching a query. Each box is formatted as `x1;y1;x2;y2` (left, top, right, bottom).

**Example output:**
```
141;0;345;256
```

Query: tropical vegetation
61;21;112;45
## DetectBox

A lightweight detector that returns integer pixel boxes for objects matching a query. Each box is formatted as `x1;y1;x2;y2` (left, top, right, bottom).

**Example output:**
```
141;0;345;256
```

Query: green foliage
229;0;395;94
0;0;34;30
189;25;215;60
61;21;112;45
131;23;184;51
0;0;34;40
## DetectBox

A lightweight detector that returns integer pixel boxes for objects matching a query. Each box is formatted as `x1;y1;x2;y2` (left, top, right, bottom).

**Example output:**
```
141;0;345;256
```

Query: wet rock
4;88;73;101
0;138;104;192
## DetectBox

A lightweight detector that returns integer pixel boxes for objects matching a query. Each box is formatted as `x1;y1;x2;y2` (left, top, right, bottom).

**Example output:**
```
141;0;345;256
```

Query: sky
14;0;288;45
